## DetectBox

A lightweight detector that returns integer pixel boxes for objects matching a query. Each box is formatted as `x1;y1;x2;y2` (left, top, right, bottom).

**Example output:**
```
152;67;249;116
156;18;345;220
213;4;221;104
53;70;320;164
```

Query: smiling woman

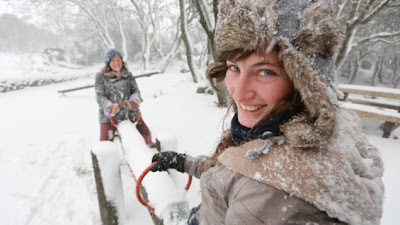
94;48;155;147
148;0;385;224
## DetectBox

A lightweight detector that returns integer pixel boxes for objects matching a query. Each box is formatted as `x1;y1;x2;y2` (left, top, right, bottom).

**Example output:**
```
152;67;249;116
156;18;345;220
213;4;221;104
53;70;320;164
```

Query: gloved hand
113;106;129;124
124;99;140;122
150;151;186;173
124;98;140;110
104;103;120;117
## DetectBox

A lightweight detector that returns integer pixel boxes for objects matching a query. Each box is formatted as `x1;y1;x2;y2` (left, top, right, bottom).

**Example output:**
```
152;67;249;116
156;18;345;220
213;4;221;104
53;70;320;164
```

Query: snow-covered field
0;57;399;224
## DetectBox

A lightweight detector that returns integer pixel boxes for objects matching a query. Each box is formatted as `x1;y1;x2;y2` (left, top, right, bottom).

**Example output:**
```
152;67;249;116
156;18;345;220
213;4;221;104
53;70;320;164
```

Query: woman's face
109;56;122;72
225;50;293;128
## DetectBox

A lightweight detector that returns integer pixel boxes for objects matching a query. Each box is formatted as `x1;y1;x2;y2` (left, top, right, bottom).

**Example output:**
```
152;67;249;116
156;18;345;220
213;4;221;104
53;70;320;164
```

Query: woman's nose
234;75;255;100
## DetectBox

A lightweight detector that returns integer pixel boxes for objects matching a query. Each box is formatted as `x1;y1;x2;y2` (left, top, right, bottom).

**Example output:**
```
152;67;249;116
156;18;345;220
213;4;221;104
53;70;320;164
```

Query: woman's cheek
224;75;235;95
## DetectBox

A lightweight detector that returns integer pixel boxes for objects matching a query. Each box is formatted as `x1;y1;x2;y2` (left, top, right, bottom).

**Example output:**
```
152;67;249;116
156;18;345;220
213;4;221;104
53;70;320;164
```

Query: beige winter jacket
189;1;385;224
185;109;384;225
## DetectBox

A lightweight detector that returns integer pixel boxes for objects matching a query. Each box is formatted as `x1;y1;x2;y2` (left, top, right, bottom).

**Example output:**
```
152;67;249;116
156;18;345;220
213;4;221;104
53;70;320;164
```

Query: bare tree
348;49;370;84
348;55;360;84
371;55;384;86
127;0;182;72
180;0;199;83
391;54;400;88
157;17;183;73
112;4;128;60
128;0;159;70
192;0;216;61
334;0;400;69
67;0;132;61
192;0;229;107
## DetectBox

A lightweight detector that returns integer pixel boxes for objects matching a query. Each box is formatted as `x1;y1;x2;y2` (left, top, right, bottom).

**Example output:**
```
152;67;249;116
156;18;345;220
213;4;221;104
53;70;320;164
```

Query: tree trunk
336;24;357;69
112;6;129;62
193;0;229;107
349;56;359;84
215;81;229;107
179;0;198;83
372;56;383;86
193;0;216;60
158;19;182;73
143;32;151;71
394;74;400;88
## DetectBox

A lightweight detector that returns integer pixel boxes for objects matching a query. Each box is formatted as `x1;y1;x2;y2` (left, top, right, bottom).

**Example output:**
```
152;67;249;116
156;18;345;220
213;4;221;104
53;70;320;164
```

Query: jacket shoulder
218;134;384;225
95;72;104;79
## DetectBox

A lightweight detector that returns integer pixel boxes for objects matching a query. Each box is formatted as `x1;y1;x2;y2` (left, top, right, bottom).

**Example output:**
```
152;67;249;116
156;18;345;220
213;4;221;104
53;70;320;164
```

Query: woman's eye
260;69;275;76
229;65;240;72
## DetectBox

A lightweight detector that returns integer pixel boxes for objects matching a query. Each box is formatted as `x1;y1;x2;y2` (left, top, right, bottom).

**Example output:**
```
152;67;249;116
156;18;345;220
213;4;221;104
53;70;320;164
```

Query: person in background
150;0;384;224
95;48;155;147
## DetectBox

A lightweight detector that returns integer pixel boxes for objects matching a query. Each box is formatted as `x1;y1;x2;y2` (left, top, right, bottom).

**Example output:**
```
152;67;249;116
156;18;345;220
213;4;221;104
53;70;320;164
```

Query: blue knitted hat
104;48;123;65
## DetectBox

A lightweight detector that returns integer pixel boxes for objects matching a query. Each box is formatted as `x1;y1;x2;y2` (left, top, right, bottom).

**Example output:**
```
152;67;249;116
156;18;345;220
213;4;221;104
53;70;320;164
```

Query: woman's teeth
241;104;263;111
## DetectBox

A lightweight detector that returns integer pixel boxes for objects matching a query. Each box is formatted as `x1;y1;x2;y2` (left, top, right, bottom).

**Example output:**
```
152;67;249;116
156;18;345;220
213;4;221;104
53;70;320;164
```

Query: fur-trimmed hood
215;0;345;148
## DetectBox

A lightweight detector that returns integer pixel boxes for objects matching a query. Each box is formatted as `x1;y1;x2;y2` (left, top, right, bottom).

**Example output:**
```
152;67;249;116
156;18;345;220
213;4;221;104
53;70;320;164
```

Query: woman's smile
240;103;266;112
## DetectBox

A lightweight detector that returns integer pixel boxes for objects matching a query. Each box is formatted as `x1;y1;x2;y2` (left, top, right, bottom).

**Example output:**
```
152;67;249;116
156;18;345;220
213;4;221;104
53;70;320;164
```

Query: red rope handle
135;161;193;218
184;173;192;191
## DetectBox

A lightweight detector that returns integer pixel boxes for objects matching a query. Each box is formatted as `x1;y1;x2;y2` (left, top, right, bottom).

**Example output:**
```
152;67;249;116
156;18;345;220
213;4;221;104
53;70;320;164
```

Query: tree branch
355;31;400;45
361;0;392;25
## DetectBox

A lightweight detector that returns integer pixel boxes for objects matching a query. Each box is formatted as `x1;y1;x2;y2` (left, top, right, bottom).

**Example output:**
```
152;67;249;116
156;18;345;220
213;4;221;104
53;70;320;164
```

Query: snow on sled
92;119;191;225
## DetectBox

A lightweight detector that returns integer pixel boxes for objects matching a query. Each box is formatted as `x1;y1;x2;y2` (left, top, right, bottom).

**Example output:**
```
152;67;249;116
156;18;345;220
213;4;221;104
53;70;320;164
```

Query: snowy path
0;81;100;225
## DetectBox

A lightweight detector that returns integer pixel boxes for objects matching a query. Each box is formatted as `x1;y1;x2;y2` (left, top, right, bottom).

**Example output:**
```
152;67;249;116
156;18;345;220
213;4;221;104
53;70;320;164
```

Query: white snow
0;54;399;225
339;84;400;96
340;101;400;119
117;121;189;224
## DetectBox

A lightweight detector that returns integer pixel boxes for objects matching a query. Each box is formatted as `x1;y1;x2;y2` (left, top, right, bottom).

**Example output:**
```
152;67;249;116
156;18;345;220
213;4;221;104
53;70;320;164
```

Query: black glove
127;107;138;122
150;151;186;173
124;100;139;122
112;106;128;124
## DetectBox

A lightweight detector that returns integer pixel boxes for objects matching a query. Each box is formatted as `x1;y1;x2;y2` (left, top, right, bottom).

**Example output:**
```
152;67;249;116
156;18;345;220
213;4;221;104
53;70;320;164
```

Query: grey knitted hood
216;0;345;148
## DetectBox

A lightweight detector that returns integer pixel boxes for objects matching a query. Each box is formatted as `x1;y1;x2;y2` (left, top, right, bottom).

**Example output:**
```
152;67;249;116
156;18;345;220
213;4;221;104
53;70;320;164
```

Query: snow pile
117;121;190;224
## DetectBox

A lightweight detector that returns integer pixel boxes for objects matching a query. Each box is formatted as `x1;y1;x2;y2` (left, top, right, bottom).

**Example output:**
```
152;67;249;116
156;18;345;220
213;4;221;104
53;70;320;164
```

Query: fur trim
215;0;277;58
279;40;337;147
293;1;345;56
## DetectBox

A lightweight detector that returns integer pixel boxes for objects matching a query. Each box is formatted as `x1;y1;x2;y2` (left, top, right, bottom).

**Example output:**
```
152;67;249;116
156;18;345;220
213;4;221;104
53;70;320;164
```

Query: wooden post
91;151;119;225
380;122;399;138
381;107;400;138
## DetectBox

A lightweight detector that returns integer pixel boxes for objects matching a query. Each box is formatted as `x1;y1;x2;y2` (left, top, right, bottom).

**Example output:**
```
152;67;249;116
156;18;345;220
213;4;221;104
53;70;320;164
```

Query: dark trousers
100;117;152;145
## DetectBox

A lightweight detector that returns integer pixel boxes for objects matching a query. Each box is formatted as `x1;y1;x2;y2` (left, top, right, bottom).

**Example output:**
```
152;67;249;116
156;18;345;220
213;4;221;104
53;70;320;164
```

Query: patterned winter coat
184;108;384;225
94;69;142;123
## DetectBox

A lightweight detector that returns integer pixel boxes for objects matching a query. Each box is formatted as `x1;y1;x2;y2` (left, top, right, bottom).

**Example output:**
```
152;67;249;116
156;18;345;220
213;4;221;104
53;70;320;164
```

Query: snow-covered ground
0;56;399;224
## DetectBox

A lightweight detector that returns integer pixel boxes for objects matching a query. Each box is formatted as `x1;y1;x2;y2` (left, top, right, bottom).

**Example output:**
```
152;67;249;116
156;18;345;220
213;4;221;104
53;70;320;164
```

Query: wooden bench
338;84;400;137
